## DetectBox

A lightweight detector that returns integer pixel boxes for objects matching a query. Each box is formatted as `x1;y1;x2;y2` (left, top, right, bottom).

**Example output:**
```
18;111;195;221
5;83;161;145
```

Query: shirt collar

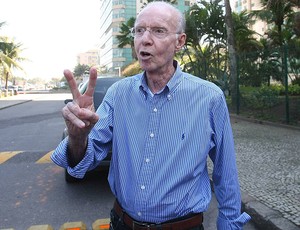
139;60;183;95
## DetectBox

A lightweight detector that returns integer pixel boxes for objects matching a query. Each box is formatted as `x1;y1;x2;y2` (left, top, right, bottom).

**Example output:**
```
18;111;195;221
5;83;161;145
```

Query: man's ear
175;33;186;51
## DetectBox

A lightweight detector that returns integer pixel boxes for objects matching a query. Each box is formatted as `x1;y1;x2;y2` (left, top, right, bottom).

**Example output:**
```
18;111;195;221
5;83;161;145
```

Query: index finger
64;69;81;100
84;67;98;97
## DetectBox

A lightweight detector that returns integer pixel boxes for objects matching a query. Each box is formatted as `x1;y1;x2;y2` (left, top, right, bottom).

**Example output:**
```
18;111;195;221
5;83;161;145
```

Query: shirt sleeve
50;137;100;178
208;93;251;229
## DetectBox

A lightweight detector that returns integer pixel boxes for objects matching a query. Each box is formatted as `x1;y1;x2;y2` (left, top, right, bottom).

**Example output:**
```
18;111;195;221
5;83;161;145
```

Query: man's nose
141;29;153;44
142;28;152;36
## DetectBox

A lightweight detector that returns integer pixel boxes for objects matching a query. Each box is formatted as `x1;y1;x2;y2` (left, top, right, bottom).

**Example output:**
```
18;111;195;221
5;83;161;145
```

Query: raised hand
62;67;99;140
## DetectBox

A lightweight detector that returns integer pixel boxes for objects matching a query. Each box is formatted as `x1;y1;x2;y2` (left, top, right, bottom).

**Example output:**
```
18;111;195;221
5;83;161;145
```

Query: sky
0;0;100;80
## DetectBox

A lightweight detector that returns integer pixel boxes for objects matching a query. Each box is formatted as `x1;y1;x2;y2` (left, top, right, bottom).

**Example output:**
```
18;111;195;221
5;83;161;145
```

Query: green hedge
240;85;280;110
240;84;300;96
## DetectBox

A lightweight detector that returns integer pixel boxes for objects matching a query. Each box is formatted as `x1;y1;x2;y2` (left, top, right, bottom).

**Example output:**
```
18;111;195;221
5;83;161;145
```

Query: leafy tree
73;64;90;78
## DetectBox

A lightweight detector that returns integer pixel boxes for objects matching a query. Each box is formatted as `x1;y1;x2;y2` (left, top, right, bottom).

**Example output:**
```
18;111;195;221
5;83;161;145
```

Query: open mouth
140;51;151;57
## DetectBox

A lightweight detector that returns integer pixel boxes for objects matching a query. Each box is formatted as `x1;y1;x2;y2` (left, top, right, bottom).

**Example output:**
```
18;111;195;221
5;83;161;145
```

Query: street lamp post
115;67;121;77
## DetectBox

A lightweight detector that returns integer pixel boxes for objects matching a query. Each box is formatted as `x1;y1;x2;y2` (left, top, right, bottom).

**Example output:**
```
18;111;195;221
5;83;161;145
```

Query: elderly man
52;1;250;229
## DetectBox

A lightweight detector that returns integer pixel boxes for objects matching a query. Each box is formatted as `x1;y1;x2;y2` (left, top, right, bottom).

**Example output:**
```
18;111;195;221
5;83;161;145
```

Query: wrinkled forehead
135;5;177;30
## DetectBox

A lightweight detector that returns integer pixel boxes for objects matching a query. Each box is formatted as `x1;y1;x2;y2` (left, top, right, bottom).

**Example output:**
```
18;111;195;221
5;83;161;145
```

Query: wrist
67;136;88;167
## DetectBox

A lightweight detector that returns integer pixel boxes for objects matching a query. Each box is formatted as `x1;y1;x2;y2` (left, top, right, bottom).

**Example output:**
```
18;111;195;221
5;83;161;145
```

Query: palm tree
0;37;25;90
233;11;263;53
183;4;210;78
116;17;136;60
251;0;296;46
0;21;7;87
183;0;226;80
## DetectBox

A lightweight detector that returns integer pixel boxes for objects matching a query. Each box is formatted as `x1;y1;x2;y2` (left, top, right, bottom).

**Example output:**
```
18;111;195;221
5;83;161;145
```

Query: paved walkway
1;93;300;229
209;115;300;229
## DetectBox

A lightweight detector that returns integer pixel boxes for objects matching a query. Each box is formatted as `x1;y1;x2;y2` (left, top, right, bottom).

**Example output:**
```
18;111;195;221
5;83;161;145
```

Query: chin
139;62;153;72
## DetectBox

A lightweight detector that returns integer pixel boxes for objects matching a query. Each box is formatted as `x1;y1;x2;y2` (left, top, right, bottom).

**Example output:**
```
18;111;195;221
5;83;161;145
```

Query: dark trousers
109;209;204;230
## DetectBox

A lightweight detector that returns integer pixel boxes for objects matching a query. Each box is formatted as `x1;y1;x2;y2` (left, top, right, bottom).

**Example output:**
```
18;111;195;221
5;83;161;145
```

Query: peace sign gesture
62;67;99;142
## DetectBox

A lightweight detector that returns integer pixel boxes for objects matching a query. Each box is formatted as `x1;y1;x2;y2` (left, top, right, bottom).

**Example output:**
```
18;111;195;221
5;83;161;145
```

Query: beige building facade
232;0;268;37
77;49;100;67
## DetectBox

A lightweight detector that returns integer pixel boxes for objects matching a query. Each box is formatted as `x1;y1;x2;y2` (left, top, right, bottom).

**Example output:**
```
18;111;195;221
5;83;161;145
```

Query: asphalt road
0;94;115;229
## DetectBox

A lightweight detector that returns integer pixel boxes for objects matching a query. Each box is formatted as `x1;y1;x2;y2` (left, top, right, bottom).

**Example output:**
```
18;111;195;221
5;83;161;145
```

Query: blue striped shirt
51;61;251;229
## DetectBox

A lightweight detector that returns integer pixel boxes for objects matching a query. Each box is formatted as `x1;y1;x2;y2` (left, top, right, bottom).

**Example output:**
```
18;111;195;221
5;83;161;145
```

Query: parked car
7;85;18;90
62;76;122;182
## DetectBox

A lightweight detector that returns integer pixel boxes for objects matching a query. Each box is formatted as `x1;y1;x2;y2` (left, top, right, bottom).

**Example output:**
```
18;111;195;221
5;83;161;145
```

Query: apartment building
99;0;194;75
77;49;100;67
232;0;268;36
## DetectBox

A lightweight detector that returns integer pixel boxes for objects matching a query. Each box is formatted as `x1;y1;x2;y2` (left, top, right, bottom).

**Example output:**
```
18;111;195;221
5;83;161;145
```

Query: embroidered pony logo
181;133;185;140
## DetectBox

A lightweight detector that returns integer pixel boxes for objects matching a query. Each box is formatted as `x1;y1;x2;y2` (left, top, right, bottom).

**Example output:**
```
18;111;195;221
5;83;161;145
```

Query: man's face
133;5;184;74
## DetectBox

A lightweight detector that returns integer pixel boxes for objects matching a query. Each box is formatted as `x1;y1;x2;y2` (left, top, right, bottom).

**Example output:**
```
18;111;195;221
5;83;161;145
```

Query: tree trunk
224;0;238;112
5;71;9;89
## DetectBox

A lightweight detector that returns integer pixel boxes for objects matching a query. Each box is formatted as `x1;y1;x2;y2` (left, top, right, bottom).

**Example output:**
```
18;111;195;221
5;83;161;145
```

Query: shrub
240;85;280;110
288;84;300;95
122;61;142;77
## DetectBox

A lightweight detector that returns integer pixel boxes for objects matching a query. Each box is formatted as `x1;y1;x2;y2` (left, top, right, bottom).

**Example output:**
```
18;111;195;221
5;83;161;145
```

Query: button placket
135;93;169;213
136;97;161;206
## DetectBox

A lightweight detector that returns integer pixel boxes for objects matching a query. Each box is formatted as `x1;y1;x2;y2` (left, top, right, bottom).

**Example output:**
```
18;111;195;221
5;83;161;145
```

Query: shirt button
141;185;145;190
167;94;172;100
138;212;142;216
153;108;158;112
145;158;150;163
150;133;154;138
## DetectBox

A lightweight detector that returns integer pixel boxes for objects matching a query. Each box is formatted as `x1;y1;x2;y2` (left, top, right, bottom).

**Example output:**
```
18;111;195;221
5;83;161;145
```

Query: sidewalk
0;93;35;110
227;116;300;230
1;93;300;230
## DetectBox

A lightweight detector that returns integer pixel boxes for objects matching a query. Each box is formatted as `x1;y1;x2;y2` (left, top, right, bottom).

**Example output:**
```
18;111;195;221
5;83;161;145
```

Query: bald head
136;1;186;33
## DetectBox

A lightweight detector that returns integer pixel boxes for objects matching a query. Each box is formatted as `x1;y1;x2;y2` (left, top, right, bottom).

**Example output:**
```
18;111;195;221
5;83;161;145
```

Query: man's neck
146;65;176;94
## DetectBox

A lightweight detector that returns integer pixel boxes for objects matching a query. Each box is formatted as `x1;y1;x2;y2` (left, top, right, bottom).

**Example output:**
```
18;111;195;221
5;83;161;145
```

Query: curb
0;99;32;110
241;192;300;230
230;114;300;131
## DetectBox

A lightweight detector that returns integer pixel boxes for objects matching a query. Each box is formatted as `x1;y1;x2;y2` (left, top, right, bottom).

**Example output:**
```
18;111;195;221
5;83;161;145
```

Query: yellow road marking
0;151;23;163
35;150;54;164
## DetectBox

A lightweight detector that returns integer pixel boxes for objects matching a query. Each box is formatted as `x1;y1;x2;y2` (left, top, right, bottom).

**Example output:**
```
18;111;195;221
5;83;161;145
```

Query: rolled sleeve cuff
51;137;94;179
217;212;251;230
51;138;69;168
